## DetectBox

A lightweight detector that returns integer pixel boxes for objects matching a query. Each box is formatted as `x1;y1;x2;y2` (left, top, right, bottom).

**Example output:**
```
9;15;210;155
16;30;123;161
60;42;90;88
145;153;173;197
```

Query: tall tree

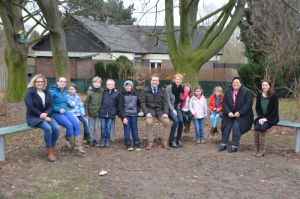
67;0;136;25
0;0;47;101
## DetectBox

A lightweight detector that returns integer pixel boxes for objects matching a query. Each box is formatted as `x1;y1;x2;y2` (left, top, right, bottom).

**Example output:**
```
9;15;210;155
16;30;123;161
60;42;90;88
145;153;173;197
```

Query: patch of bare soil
0;98;300;198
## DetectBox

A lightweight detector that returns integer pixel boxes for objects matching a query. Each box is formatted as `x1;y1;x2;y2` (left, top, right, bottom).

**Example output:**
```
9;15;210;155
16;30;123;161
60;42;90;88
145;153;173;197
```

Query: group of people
24;73;279;162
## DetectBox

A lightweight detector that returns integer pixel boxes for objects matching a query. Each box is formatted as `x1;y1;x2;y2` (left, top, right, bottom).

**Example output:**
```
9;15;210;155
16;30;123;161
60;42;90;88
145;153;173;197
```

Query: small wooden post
0;135;5;161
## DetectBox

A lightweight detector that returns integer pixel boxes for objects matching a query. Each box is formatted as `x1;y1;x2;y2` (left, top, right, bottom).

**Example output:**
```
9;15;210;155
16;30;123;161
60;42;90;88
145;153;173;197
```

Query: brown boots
184;123;190;134
253;130;266;157
46;147;55;162
67;136;86;154
210;126;218;136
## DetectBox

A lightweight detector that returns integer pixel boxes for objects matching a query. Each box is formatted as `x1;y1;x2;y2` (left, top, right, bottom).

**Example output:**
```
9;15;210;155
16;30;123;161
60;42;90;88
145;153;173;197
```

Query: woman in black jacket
219;77;254;153
24;74;60;162
253;79;279;157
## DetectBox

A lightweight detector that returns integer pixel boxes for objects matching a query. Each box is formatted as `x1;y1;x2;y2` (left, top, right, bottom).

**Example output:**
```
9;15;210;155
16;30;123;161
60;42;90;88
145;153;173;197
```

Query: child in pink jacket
189;85;207;143
180;83;193;133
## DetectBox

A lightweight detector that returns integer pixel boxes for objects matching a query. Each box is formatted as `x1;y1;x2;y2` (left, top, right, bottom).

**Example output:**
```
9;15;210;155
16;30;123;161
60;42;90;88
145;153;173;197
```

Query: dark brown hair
261;79;273;98
57;76;67;82
150;74;160;81
68;82;77;91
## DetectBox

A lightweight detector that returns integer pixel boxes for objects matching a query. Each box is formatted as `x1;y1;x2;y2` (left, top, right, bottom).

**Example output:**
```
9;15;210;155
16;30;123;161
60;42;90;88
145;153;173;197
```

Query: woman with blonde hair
24;74;60;162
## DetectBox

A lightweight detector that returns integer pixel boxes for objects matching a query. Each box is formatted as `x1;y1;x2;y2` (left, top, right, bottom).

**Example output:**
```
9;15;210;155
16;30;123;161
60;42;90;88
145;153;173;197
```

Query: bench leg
296;128;300;153
111;119;115;142
0;135;5;162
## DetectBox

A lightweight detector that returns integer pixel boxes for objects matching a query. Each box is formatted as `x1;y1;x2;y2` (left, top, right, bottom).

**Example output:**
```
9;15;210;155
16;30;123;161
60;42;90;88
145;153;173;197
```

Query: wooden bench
0;112;146;162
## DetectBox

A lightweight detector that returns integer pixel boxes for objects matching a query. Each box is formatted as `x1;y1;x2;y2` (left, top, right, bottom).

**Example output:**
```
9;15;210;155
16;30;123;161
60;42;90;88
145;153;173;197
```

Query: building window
150;60;162;74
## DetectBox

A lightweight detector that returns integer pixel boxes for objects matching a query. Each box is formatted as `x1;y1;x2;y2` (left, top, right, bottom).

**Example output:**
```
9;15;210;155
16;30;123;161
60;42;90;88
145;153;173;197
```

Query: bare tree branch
138;25;167;42
25;17;43;38
280;0;299;14
28;29;48;45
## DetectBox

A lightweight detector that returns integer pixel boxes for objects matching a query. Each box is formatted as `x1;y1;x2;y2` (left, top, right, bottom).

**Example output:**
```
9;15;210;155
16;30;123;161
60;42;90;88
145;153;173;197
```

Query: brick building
30;16;238;81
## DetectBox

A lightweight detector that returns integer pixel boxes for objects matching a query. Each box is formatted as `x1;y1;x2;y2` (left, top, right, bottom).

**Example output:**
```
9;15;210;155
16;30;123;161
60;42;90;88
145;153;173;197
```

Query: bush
94;61;106;78
116;55;136;79
105;61;119;79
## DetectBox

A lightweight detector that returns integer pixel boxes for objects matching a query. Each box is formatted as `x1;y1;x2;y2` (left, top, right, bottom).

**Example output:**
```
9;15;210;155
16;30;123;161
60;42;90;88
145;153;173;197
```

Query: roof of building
28;52;99;58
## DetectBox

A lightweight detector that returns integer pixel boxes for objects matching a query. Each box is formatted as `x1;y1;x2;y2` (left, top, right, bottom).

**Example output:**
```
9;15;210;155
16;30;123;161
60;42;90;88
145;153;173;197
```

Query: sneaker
134;143;141;151
100;138;105;148
200;138;205;144
126;145;133;151
105;139;110;148
196;140;201;144
92;140;100;147
83;133;91;141
85;141;91;148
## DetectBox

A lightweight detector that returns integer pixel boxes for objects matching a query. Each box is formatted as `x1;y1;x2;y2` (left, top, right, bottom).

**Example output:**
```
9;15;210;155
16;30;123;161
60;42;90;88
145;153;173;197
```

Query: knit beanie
124;80;133;88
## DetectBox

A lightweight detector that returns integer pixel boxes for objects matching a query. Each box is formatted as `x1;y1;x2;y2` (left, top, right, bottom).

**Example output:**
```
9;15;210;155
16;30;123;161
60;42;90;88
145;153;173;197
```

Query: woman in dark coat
218;77;254;153
24;74;60;162
253;79;279;157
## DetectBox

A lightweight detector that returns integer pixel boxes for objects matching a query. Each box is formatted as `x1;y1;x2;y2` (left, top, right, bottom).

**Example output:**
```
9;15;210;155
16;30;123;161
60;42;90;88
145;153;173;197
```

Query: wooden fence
0;65;7;92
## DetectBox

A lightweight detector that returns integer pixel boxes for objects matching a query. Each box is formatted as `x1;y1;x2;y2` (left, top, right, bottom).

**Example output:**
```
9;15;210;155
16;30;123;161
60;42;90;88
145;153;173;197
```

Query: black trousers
254;120;271;132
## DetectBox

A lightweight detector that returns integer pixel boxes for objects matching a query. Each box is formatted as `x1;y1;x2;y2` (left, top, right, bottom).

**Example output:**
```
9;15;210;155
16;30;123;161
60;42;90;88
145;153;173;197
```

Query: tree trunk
36;0;70;82
0;0;28;102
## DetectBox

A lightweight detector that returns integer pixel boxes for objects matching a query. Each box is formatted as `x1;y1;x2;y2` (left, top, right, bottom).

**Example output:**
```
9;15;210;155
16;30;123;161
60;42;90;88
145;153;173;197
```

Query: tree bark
35;0;70;82
0;0;28;102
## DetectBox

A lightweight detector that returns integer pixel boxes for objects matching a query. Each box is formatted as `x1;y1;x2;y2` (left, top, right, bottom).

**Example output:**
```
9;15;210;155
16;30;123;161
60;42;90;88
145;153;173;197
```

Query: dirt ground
0;96;300;198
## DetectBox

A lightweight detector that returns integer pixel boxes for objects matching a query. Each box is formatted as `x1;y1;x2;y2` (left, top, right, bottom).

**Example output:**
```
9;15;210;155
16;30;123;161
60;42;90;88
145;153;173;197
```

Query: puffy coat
67;93;85;116
221;85;254;134
99;89;120;118
140;85;169;117
255;92;279;127
209;94;224;114
24;87;54;127
118;89;140;119
49;84;68;113
189;94;207;119
84;86;104;117
166;84;182;111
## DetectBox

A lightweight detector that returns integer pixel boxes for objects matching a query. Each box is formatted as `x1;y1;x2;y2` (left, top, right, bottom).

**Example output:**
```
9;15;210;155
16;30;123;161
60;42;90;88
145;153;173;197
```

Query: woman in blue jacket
24;74;60;162
49;77;85;154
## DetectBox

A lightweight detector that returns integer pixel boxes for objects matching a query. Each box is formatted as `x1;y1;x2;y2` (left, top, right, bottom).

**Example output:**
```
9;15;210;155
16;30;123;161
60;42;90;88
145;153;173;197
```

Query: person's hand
81;114;84;117
60;109;66;114
213;108;217;111
162;114;168;118
228;112;234;117
45;117;51;122
123;118;128;125
234;112;240;117
40;113;47;119
146;113;152;118
259;118;267;125
185;88;190;91
86;116;89;120
115;115;119;119
204;116;207;119
193;114;197;118
172;110;177;116
216;108;221;112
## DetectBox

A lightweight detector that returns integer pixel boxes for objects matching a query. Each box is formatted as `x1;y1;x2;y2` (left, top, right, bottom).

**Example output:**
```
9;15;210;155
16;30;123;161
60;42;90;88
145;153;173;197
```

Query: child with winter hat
118;80;141;151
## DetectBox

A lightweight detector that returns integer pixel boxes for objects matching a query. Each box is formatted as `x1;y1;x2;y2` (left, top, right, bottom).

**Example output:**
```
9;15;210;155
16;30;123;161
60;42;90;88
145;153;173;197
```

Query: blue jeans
181;110;193;125
210;113;222;128
193;118;204;140
168;109;183;142
35;118;60;148
221;119;241;148
74;116;89;133
88;117;100;141
52;112;81;137
123;115;139;144
101;118;113;139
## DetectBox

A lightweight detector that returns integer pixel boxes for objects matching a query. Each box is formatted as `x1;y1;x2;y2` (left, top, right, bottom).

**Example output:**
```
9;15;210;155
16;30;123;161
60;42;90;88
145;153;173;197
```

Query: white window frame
149;60;162;74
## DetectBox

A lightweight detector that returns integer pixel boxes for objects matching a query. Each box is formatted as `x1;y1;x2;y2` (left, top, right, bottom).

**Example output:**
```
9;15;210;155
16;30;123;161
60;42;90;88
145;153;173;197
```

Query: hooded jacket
99;88;120;118
84;85;104;117
221;84;254;134
67;93;85;116
189;94;207;119
118;89;140;119
49;84;68;113
24;87;54;127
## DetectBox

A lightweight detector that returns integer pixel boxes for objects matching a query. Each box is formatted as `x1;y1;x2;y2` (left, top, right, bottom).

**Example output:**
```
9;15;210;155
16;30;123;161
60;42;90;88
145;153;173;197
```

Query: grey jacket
140;85;169;117
166;84;182;111
118;89;140;119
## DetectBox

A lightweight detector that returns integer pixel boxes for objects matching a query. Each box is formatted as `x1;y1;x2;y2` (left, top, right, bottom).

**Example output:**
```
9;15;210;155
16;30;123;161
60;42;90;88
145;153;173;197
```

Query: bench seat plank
276;121;300;128
0;124;36;136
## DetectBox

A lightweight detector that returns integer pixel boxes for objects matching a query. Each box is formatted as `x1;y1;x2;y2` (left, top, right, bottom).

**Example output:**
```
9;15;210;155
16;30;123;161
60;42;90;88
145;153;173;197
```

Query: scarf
172;82;182;109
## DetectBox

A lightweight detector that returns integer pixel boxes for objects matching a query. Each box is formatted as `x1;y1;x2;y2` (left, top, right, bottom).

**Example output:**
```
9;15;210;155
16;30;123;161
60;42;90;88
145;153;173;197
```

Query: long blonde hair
27;74;47;89
212;86;223;99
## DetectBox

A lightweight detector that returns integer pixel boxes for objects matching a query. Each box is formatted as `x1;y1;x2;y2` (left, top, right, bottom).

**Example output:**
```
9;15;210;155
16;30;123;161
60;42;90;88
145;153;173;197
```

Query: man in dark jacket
219;77;254;153
140;74;171;150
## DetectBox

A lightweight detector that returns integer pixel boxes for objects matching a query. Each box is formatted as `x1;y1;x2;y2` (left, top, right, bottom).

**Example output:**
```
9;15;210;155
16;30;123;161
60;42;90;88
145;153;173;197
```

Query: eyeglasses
107;84;115;86
58;81;67;83
35;81;44;83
